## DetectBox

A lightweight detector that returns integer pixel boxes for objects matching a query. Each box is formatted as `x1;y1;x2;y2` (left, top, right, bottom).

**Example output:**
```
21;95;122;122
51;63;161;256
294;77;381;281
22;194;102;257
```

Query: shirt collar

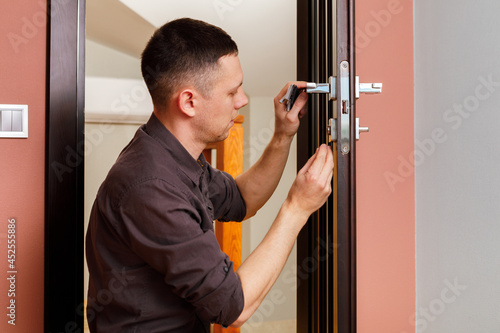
144;113;206;186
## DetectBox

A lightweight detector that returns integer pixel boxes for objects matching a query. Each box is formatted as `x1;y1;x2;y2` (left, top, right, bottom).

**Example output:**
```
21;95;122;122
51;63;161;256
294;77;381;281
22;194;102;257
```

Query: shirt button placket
200;171;215;220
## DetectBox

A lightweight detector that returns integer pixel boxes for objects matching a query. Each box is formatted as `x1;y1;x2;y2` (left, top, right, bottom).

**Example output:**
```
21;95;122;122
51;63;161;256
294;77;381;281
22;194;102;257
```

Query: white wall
415;1;500;332
86;39;142;79
85;76;152;120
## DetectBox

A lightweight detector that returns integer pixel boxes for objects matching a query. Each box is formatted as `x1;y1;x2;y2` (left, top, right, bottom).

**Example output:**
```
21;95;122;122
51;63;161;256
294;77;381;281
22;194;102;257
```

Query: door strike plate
305;67;382;152
339;60;351;154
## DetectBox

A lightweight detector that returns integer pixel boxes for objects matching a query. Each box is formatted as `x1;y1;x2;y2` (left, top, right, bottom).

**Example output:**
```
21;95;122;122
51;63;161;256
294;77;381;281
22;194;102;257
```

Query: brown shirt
86;113;246;332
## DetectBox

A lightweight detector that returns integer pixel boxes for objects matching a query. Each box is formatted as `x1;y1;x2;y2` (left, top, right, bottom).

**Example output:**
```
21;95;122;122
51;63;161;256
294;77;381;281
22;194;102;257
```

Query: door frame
296;0;357;332
45;0;86;331
43;0;359;331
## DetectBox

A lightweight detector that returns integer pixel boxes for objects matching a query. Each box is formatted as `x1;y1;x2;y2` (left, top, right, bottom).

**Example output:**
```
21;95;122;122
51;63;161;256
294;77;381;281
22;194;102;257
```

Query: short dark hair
141;18;238;108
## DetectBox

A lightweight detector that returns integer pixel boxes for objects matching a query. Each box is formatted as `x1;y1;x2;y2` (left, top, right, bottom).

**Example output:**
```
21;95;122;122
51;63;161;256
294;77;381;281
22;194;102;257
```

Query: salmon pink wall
355;0;415;332
0;1;46;331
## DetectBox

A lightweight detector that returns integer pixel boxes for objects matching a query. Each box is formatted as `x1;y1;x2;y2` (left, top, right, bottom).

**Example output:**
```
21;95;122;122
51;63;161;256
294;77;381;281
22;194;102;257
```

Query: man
86;18;333;332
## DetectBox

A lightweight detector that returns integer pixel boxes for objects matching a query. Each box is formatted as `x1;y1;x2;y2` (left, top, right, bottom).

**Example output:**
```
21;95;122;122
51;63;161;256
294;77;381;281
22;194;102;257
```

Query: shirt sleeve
115;178;244;326
206;166;247;222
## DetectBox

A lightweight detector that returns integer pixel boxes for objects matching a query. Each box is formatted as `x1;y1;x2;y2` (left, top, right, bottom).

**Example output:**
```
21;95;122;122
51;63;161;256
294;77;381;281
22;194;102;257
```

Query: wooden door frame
45;0;86;331
297;0;357;332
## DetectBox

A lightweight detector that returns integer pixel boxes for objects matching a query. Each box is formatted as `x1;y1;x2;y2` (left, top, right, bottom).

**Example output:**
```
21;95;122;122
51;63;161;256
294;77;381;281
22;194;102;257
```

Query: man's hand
273;81;309;140
285;144;334;222
235;81;309;219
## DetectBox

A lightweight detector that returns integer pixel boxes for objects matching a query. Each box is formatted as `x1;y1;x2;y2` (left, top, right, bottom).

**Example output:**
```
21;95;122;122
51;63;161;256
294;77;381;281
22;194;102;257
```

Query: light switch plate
0;105;28;138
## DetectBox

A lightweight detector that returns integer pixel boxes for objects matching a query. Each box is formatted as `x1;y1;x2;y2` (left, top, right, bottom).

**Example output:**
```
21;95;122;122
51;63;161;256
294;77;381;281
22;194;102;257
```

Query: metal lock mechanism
306;62;382;154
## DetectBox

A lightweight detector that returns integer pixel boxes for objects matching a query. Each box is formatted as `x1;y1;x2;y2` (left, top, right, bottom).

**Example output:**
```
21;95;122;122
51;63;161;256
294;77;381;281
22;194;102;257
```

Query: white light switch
1;110;12;131
0;105;28;138
11;111;23;132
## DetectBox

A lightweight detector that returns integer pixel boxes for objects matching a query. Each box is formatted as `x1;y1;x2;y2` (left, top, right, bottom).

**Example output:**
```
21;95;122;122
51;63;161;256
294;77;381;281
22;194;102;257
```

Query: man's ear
177;89;196;118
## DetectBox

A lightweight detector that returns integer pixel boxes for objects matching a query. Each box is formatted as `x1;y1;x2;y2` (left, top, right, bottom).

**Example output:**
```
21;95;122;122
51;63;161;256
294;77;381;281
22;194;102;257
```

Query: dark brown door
45;0;86;332
297;1;357;332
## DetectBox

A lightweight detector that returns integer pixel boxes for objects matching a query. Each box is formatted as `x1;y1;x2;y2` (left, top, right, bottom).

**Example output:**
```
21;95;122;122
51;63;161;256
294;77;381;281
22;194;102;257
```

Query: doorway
83;1;299;332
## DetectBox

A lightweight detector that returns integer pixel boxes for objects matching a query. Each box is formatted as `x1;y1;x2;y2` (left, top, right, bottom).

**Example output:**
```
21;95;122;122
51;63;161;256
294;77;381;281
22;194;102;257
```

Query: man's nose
236;89;249;109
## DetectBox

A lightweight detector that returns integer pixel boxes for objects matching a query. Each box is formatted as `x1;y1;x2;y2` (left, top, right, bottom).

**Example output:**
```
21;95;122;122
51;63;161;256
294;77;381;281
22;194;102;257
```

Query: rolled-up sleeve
116;178;244;326
207;168;246;222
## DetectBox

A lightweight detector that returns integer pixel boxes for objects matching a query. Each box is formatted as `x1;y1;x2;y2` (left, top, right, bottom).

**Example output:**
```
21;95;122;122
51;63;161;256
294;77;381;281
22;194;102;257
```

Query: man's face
195;55;248;143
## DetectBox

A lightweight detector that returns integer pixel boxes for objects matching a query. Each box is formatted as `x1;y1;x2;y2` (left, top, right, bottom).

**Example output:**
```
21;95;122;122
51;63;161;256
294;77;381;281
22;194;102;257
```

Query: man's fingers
276;81;308;102
319;147;334;183
323;162;334;190
305;144;329;176
287;91;308;118
299;144;334;184
298;147;319;175
298;107;308;119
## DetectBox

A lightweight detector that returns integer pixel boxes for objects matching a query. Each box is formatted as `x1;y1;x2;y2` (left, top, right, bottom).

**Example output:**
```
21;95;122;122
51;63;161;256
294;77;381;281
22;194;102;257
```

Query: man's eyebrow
231;81;243;91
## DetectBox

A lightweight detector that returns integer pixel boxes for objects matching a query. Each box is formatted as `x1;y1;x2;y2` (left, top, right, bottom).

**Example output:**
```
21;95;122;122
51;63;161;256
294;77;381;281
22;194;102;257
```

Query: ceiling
86;0;297;97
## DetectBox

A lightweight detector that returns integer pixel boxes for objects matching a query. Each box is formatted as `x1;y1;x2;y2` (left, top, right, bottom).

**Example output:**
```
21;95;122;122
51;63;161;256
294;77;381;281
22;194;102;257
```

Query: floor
241;319;296;332
84;311;295;333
